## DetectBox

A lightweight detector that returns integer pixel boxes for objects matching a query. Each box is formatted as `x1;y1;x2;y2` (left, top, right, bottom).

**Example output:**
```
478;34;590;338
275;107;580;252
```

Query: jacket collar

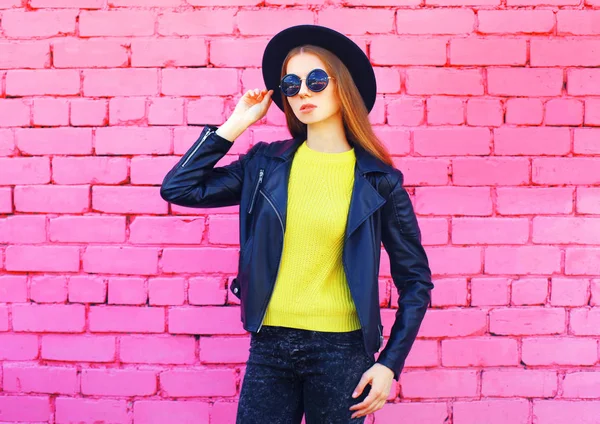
265;136;391;175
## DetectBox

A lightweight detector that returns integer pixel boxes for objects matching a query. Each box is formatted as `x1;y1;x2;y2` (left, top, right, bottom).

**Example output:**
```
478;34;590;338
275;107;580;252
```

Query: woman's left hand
349;363;395;419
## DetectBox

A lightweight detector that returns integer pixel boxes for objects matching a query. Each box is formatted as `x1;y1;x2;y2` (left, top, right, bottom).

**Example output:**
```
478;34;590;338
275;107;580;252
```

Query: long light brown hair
280;45;392;166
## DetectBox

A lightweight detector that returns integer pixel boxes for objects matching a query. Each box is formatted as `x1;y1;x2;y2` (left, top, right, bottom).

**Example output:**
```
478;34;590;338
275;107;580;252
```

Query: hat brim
261;25;377;113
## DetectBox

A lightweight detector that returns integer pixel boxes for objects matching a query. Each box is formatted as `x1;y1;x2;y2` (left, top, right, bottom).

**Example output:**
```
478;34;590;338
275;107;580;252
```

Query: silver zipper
180;128;214;168
257;189;284;333
247;169;264;214
378;325;384;349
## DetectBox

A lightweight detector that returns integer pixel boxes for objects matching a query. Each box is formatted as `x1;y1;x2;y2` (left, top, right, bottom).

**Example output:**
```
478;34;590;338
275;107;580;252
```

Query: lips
300;104;317;111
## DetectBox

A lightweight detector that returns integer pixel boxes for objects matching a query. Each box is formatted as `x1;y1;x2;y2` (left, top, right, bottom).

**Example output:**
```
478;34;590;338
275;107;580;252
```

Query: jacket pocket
247;168;264;214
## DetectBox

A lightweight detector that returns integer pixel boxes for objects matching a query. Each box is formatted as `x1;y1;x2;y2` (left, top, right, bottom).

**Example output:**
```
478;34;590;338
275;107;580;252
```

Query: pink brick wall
0;1;599;423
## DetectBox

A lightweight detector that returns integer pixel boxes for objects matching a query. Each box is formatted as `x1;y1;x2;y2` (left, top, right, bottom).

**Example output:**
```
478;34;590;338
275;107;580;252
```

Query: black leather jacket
160;125;433;380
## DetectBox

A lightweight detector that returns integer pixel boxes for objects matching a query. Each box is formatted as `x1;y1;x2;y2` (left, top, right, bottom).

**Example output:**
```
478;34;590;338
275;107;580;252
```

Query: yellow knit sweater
261;140;361;332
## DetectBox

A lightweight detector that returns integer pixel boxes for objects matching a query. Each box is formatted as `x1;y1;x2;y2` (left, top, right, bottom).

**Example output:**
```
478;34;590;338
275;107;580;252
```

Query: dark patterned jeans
236;325;376;424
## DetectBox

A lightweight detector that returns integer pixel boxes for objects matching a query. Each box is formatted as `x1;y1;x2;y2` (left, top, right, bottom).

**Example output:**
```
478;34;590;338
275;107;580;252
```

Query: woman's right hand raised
231;89;274;127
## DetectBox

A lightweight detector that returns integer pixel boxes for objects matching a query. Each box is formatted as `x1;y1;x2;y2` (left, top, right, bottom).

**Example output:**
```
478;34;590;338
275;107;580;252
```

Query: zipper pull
248;168;264;214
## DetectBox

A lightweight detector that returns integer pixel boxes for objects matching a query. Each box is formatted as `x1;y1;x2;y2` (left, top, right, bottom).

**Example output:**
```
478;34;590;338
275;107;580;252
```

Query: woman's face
284;53;341;125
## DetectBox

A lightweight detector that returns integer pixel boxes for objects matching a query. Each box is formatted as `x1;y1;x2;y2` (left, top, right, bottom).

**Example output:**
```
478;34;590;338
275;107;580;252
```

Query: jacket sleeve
160;125;261;208
375;171;433;381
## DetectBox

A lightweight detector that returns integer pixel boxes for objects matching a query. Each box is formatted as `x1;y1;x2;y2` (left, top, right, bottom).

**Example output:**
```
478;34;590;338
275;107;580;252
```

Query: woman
160;25;433;424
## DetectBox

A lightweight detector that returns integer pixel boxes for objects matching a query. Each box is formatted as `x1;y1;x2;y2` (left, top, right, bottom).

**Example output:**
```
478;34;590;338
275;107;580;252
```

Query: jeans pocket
314;330;363;347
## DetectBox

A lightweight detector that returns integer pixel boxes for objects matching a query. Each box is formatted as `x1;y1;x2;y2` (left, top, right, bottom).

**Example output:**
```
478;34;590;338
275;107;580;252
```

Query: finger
351;386;380;411
352;375;371;398
352;398;385;419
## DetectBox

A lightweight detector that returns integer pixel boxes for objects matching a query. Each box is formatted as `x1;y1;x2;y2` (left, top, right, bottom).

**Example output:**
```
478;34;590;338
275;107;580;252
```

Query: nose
298;78;310;97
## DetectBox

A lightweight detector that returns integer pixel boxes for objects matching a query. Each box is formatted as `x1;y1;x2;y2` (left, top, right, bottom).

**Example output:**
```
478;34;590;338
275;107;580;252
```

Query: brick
402;340;438;368
471;277;511;306
210;38;269;68
108;97;146;125
6;69;79;96
396;9;474;34
82;368;157;396
0;41;50;68
485;246;561;275
83;69;158;96
0;188;11;213
30;275;68;303
55;398;128;424
478;10;554;34
83;246;159;275
188;276;227;306
489;307;565;335
424;246;482;275
534;217;600;245
414;127;490;156
169;306;245;335
16;127;93;155
0;275;28;302
130;216;205;244
3;365;77;394
451;38;527;65
0;99;30;127
406;68;483;95
0;215;46;243
590;280;599;306
6;245;80;272
14;185;89;213
506;98;543;125
566;248;600;275
511;278;548;306
523;337;597;366
452;158;529;186
13;304;85;332
482;370;557;397
454;400;529;424
497;187;573;215
0;396;50;422
134;401;210;424
158;10;235;36
568;69;600;95
53;38;128;68
570;308;600;336
400;370;478;398
42;334;115;362
110;0;183;5
148;98;184;126
92;186;168;214
509;0;578;4
200;336;250;364
533;158;600;184
131;156;179;185
488;68;563;96
32;98;69;126
454;218;528;244
373;402;448;424
370;37;446;66
532;39;600;67
187;97;227;125
31;0;104;7
412;308;487;337
160;369;237;397
318;9;394;34
386;97;425;126
68;275;106;304
0;129;15;156
0;334;38;360
162;68;238;96
558;10;600;35
533;401;600;424
577;187;600;214
2;10;76;37
0;158;50;184
415;187;492;216
108;277;146;305
392;158;449;186
430;278;467;307
585;99;600;126
162;248;238;273
575;128;600;154
120;335;195;364
89;306;164;333
545;98;584;125
442;337;518;367
95;126;170;155
207;215;238;245
0;305;8;331
563;372;600;398
494;127;570;155
52;156;128;185
427;97;465;125
80;10;154;36
237;10;314;35
70;98;107;126
374;67;401;94
466;98;503;126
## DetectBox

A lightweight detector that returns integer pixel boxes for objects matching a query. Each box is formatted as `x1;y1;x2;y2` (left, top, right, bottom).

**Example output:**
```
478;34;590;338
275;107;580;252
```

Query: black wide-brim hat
262;25;377;113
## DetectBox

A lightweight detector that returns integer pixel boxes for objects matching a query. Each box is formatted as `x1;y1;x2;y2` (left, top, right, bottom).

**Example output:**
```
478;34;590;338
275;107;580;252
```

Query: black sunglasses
279;68;334;97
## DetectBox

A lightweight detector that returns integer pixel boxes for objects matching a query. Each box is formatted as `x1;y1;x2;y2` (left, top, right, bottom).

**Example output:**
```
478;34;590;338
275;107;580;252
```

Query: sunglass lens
307;69;329;92
281;74;301;97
